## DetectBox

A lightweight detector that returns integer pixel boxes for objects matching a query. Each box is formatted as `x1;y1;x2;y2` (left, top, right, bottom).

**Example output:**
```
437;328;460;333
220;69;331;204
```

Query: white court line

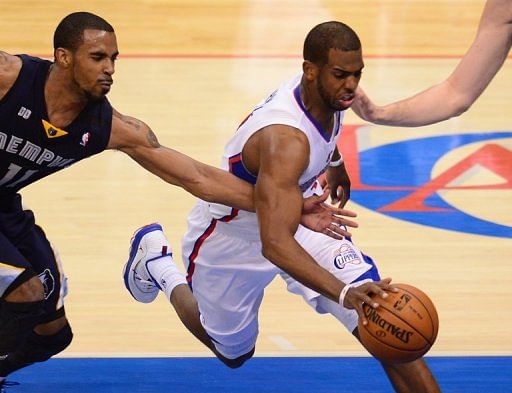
267;336;297;351
57;350;512;358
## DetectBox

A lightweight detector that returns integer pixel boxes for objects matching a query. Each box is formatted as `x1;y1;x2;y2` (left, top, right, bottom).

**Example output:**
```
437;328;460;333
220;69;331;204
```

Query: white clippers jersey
208;73;345;235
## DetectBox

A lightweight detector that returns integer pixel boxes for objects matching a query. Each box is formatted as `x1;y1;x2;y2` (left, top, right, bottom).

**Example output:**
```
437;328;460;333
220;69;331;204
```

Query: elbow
451;97;473;118
261;235;286;263
444;81;474;119
261;243;277;263
261;243;272;261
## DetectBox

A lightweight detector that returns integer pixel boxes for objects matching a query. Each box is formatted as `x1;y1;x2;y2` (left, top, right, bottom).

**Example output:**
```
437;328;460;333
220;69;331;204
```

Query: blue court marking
351;132;512;238
4;356;512;393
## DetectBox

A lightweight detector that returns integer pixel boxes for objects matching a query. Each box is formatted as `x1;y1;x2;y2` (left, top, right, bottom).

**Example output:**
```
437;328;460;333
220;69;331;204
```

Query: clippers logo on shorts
393;294;411;311
340;126;512;238
38;269;55;300
333;244;361;269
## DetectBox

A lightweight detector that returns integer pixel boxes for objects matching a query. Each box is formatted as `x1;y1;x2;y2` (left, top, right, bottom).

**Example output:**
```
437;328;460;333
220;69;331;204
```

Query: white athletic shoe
123;223;172;303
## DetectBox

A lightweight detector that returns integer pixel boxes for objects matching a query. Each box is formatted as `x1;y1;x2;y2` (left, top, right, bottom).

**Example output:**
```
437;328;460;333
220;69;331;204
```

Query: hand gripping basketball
357;283;439;363
339;278;397;326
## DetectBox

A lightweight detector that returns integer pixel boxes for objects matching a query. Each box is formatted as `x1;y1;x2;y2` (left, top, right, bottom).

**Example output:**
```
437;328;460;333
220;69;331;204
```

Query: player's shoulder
0;51;21;73
259;123;310;148
257;82;302;120
111;109;149;132
108;109;153;150
0;52;22;99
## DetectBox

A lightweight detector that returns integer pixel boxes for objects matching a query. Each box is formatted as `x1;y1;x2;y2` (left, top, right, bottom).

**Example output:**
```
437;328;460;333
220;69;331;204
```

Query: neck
45;64;88;127
299;80;335;134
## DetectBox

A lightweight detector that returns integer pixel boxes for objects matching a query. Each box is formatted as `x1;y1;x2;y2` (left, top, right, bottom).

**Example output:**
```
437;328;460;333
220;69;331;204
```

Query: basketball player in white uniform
124;21;440;392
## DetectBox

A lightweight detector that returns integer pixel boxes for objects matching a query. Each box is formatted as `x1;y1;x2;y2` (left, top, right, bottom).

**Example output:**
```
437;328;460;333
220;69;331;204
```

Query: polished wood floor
2;1;510;356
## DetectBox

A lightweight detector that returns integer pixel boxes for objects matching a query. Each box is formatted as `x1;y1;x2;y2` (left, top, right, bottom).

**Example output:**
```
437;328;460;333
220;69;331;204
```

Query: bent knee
34;316;69;336
46;322;74;356
0;296;46;353
31;322;74;362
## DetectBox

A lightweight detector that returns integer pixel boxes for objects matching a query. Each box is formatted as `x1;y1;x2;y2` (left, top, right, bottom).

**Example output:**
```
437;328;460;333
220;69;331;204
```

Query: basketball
358;283;439;364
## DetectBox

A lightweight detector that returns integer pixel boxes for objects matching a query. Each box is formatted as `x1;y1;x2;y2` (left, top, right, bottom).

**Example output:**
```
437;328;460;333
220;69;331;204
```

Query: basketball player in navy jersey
0;12;367;384
124;21;440;392
352;0;512;126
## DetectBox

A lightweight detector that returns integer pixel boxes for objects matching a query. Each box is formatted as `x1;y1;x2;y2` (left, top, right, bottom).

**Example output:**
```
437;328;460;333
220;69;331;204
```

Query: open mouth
338;94;355;108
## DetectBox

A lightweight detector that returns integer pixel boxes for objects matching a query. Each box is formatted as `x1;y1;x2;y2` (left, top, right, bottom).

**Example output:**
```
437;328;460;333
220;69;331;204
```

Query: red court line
30;52;512;60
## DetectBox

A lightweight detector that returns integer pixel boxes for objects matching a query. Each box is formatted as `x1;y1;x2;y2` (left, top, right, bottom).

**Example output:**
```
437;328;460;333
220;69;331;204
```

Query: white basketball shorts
181;200;381;359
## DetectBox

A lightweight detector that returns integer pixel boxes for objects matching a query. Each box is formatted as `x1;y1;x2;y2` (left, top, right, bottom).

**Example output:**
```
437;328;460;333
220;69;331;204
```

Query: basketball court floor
1;1;511;392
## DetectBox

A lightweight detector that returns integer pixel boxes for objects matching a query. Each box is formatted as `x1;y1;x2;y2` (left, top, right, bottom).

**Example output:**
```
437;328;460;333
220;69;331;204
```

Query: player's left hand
301;188;358;239
323;163;351;207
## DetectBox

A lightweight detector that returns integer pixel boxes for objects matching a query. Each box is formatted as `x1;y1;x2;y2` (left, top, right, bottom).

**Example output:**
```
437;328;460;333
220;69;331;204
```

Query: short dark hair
303;21;361;65
53;12;114;52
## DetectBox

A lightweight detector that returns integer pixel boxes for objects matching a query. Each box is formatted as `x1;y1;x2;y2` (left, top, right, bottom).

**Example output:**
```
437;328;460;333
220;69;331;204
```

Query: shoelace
135;273;157;290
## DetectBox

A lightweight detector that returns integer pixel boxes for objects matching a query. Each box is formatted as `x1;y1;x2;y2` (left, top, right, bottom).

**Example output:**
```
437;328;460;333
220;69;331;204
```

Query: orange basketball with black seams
358;283;439;364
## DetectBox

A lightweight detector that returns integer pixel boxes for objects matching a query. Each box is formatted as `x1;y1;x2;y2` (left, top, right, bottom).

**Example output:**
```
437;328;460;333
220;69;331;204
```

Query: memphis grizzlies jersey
208;73;344;227
0;55;112;196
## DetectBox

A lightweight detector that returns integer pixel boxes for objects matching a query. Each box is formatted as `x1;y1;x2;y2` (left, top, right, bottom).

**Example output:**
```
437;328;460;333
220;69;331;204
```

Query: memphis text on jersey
0;131;76;189
0;132;75;168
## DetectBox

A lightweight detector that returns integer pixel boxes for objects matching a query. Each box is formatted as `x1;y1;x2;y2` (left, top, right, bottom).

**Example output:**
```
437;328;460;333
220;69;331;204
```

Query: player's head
53;12;118;100
303;21;364;111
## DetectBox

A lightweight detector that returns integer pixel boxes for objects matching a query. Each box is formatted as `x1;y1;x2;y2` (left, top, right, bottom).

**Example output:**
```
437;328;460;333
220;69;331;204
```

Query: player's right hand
341;278;398;326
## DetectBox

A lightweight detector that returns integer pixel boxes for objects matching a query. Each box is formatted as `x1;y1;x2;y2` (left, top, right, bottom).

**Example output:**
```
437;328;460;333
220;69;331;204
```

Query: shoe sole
123;223;163;302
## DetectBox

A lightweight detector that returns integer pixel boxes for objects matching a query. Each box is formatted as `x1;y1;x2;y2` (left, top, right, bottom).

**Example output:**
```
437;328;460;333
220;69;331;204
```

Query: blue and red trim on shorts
186;209;239;287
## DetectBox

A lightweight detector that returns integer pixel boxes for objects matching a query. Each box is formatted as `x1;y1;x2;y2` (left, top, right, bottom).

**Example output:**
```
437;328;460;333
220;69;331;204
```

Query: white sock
146;255;187;300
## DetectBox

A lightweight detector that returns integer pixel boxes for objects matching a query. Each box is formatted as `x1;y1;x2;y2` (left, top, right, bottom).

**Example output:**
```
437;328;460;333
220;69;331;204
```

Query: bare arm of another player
254;125;391;322
353;0;512;126
108;110;255;211
0;52;21;100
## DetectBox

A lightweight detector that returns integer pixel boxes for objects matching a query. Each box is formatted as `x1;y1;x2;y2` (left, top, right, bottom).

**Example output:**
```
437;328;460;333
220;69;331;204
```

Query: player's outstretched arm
301;189;358;239
0;51;22;101
108;110;359;236
109;110;255;211
352;0;512;127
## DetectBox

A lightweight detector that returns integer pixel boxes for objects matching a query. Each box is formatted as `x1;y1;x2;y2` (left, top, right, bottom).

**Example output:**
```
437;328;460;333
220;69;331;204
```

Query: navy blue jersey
0;54;112;196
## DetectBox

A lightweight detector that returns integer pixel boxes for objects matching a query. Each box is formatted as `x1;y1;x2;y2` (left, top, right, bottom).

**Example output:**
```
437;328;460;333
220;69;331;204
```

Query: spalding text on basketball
365;307;414;344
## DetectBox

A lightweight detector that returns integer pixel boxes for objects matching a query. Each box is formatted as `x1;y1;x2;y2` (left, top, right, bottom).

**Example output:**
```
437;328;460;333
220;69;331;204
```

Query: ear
54;48;73;68
302;60;318;82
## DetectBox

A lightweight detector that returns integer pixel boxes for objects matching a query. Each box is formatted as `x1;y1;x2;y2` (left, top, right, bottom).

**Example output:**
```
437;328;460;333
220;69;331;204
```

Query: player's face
316;48;363;111
71;29;118;101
